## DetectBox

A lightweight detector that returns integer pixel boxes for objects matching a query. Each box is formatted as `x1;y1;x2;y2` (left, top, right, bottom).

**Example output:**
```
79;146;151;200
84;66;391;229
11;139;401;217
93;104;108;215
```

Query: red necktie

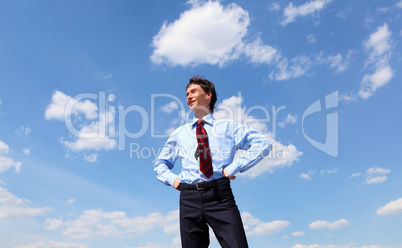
196;119;213;178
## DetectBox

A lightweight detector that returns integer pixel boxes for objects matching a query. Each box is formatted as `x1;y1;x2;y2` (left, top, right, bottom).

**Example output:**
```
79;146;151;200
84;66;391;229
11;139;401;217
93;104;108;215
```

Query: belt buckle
196;182;205;190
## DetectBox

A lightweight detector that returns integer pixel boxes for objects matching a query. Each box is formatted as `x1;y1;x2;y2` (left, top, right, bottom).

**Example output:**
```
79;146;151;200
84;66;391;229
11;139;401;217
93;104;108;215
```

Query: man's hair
186;75;218;113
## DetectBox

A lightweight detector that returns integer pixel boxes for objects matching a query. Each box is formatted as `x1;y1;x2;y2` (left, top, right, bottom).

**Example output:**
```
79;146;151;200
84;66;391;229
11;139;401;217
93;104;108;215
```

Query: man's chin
189;105;196;111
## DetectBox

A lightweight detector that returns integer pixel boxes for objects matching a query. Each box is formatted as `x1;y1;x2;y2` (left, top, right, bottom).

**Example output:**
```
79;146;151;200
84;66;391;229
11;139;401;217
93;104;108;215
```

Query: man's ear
206;92;212;100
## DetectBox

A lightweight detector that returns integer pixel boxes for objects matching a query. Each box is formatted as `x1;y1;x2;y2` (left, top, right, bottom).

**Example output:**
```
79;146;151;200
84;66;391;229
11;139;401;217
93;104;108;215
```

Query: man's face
186;84;212;112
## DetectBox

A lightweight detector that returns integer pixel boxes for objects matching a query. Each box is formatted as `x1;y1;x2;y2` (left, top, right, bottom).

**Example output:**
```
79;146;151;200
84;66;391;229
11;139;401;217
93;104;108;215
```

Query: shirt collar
191;113;215;128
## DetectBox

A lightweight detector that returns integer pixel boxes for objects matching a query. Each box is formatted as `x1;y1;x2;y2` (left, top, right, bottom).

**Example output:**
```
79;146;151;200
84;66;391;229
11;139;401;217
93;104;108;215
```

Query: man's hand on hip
173;177;181;191
223;168;236;180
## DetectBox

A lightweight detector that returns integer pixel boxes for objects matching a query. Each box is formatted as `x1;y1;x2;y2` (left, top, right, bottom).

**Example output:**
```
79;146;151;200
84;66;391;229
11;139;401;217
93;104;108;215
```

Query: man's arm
224;121;272;177
154;138;180;187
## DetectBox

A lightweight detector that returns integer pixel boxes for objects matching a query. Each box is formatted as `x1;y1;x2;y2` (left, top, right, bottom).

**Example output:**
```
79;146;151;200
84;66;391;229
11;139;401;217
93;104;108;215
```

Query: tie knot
197;119;205;126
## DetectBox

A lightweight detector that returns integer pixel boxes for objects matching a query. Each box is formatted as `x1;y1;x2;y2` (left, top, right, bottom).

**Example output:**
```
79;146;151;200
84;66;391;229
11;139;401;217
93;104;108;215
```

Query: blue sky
0;0;402;247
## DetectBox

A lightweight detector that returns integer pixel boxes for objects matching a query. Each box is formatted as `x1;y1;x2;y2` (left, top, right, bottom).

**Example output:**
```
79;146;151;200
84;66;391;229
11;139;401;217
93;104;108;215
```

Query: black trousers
179;180;249;248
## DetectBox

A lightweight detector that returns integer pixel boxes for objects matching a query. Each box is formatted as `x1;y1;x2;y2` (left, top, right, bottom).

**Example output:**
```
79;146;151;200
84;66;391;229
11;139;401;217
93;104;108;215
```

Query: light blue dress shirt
154;113;272;185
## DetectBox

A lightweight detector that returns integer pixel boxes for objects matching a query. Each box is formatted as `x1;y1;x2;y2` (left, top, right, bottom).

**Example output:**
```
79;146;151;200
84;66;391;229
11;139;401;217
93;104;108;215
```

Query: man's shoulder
212;118;240;128
168;122;193;137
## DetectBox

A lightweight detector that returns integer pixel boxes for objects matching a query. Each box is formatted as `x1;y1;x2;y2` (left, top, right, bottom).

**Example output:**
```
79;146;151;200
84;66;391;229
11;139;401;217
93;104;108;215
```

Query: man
154;75;271;248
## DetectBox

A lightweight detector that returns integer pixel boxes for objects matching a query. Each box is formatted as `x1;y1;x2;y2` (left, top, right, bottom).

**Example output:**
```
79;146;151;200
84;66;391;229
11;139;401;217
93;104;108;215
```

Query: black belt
181;177;230;190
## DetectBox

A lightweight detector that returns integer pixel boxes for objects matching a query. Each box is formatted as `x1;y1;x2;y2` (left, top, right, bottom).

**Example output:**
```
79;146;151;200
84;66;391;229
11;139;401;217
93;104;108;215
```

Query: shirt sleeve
153;134;180;186
224;121;272;176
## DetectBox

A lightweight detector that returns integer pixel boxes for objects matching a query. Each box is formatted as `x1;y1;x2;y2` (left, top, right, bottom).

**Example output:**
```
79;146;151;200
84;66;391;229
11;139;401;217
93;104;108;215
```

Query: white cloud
99;73;112;80
242;38;277;64
359;24;393;99
45;91;117;153
16;126;31;136
316;50;354;74
350;172;361;178
270;55;314;81
83;153;98;163
246;136;302;178
66;198;75;204
150;1;349;81
292;245;351;248
270;50;353;80
284;113;297;124
241;212;290;236
0;141;9;154
136;243;165;248
300;173;312;180
43;218;65;231
0;157;17;172
0;186;50;219
23;148;31;155
300;168;336;180
248;220;290;235
61;114;116;150
160;101;180;114
326;50;354;73
365;167;390;184
320;168;337;175
336;7;352;19
268;3;280;11
359;66;393;99
151;1;249;67
377;198;402;215
18;241;88;248
45;91;98;121
293;245;402;248
397;0;402;8
278;113;297;128
213;95;302;178
309;219;350;230
361;246;402;248
165;110;187;135
300;169;315;180
292;231;306;236
0;140;21;173
366;176;387;184
376;7;390;13
150;0;279;69
367;167;391;175
339;93;357;103
44;209;179;239
307;34;317;43
281;0;333;26
62;136;116;152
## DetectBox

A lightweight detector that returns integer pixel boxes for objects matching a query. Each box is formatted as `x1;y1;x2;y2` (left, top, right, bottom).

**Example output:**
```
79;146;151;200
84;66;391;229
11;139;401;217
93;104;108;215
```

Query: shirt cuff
225;162;241;177
167;173;179;186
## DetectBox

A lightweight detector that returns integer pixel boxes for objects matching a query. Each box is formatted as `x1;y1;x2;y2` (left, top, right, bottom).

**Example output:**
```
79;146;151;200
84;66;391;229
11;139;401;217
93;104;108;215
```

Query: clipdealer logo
60;91;339;158
302;91;339;157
